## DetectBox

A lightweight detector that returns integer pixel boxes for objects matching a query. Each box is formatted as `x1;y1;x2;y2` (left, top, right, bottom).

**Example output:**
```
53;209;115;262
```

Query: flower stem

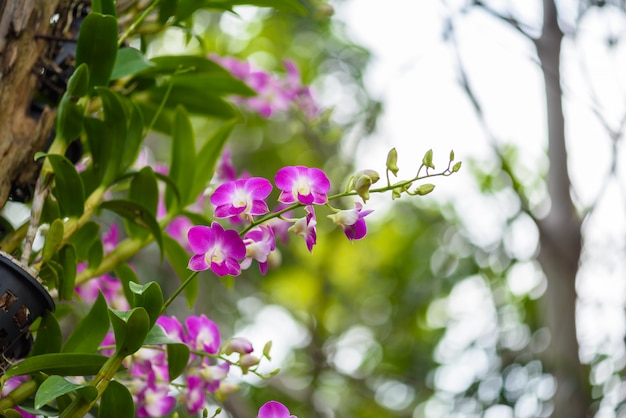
161;270;199;315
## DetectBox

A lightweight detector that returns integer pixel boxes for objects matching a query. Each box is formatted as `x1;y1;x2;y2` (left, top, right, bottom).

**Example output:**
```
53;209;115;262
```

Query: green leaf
144;85;237;118
84;117;108;184
1;409;24;417
66;63;90;98
35;376;98;410
121;100;145;173
166;106;196;212
55;94;84;144
100;380;134;418
109;308;151;356
5;353;109;377
114;263;140;309
87;239;104;269
31;312;62;356
129;282;163;328
129;166;159;218
163;235;197;308
158;0;178;24
46;154;85;218
141;55;229;76
170;73;255;96
92;0;117;16
111;47;155;80
75;13;118;89
69;221;101;261
100;200;163;257
97;88;128;184
63;292;110;353
191;120;237;201
40;260;61;291
143;325;190;381
42;219;64;263
59;245;77;301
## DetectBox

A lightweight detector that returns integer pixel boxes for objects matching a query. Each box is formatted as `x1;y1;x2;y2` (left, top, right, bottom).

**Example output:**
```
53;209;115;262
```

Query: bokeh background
135;1;626;417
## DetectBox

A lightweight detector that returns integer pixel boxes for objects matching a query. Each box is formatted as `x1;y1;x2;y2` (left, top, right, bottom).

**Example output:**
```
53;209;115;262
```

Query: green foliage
6;354;109;377
62;293;110;353
45;154;85;218
108;308;151;356
100;381;134;418
35;376;97;411
75;13;118;90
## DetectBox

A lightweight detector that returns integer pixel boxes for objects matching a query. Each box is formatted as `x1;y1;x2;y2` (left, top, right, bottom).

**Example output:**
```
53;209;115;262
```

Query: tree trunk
0;0;62;209
534;0;589;416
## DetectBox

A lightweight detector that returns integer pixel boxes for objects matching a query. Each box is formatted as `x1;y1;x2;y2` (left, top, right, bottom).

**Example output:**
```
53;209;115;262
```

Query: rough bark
0;0;62;209
534;0;589;416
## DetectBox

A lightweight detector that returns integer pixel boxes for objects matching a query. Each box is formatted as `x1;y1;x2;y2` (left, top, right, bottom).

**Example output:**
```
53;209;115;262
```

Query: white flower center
295;178;311;196
232;189;249;208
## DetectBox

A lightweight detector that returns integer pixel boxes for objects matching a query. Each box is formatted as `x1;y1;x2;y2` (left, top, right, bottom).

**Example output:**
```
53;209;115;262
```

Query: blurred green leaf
68;221;101;262
109;308;151;356
163;235;197;308
40;260;61;291
58;245;77;301
31;312;62;356
141;55;228;76
111;48;154;80
87;239;104;269
5;353;109;377
55;94;84;144
129;281;164;328
35;376;98;410
42;219;64;263
75;13;118;89
121;101;145;172
114;263;140;309
63;292;109;353
100;380;134;418
97;88;128;184
92;0;117;16
143;325;190;381
191;120;237;201
170;73;255;96
66;63;90;98
143;85;237;118
46;154;85;219
126;167;159;239
166;106;196;212
176;0;307;20
100;200;163;257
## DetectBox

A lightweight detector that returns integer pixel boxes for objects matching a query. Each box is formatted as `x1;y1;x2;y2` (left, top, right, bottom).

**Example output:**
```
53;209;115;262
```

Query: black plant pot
0;252;55;361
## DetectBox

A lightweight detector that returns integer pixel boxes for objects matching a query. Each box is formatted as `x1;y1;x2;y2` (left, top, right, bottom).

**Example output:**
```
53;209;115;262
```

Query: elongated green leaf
141;55;228;76
114;263;139;308
121;101;145;172
163;235;197;308
63;292;109;353
59;245;77;301
143;325;190;381
192;120;237;201
31;312;62;356
35;376;98;410
66;63;90;98
75;13;118;89
84;117;108;184
92;0;117;17
109;308;150;356
111;48;154;80
100;380;134;418
42;219;64;263
69;221;101;261
100;200;163;257
1;409;24;417
55;94;84;144
97;88;128;184
166;106;195;212
5;353;109;377
170;73;255;96
144;86;237;118
47;154;85;218
40;260;61;291
129;282;163;328
87;239;104;269
127;167;159;239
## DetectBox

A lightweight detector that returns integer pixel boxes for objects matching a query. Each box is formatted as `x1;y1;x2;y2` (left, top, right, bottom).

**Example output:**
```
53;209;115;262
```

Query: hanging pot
0;251;55;362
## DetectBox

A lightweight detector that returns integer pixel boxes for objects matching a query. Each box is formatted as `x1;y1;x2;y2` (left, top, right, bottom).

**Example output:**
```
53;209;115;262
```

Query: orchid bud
263;340;273;360
386;148;399;176
223;337;254;355
352;169;380;202
239;354;261;374
415;184;435;196
452;161;462;172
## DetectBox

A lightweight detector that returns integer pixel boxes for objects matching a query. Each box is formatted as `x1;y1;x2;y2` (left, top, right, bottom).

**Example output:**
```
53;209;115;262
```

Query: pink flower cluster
183;162;373;277
100;314;258;417
211;55;318;118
